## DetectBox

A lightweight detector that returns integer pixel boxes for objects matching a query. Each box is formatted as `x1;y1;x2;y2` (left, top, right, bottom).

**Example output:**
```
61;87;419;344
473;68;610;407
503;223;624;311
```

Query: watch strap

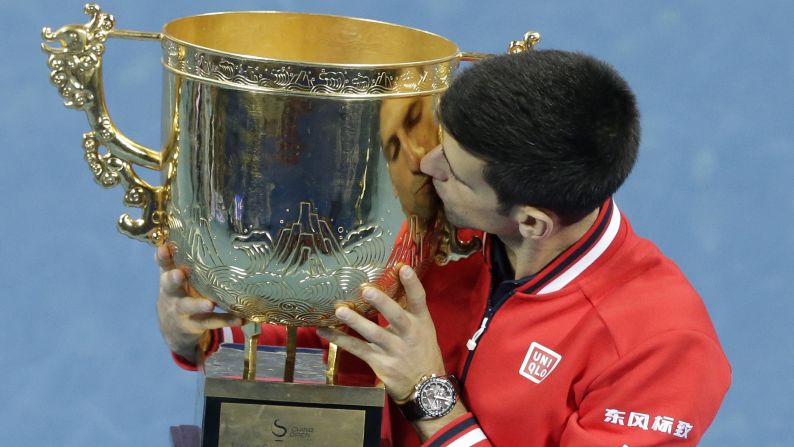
397;395;427;421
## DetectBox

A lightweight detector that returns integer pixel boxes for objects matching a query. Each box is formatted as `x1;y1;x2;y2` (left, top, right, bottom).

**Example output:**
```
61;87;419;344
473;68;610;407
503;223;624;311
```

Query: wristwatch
397;374;459;421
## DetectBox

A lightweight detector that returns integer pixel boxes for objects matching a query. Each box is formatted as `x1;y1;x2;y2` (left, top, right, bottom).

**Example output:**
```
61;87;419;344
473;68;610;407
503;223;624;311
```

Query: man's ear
515;206;555;240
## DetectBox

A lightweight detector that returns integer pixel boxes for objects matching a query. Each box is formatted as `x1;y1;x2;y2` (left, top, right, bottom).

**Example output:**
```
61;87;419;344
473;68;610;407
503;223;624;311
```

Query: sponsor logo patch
604;408;694;439
519;341;562;383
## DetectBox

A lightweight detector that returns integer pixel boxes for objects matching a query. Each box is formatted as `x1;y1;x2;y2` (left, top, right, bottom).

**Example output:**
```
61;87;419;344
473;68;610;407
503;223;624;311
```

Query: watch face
417;376;457;418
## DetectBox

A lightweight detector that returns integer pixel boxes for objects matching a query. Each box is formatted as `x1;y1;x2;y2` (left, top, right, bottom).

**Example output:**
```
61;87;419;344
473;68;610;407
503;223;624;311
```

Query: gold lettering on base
218;403;365;446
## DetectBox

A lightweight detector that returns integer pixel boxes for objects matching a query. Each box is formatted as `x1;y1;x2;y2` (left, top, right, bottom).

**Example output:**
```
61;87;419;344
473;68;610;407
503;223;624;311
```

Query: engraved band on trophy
42;4;539;446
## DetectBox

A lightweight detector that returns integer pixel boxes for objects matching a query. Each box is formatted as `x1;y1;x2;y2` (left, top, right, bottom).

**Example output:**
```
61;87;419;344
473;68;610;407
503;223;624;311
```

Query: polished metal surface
204;344;327;383
42;4;539;326
161;75;442;326
160;12;461;98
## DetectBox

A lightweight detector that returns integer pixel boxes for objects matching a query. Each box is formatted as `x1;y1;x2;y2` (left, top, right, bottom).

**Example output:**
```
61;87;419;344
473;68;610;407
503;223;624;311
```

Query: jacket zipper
466;317;490;350
459;290;514;386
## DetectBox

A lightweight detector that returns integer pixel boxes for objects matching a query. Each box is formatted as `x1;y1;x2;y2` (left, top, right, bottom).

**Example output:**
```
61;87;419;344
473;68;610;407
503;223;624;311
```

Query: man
158;50;731;446
317;50;731;446
379;95;441;227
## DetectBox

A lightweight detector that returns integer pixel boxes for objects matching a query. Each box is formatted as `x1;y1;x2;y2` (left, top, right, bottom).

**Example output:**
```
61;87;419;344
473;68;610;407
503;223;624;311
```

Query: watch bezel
416;375;457;418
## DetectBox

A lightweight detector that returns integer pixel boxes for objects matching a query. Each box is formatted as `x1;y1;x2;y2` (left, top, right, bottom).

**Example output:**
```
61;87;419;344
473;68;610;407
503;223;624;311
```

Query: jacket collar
484;198;622;296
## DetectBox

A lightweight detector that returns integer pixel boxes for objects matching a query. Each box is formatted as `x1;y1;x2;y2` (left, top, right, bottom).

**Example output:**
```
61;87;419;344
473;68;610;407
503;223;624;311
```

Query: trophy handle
41;4;168;245
459;31;542;61
435;31;542;265
435;218;484;266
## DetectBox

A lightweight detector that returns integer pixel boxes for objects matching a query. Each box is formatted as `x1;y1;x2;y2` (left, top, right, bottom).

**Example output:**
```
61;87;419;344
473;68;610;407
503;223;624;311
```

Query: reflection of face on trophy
379;95;441;235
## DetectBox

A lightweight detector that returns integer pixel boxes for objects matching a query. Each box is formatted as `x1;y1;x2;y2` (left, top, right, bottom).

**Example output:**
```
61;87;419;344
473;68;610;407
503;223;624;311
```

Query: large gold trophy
41;4;538;446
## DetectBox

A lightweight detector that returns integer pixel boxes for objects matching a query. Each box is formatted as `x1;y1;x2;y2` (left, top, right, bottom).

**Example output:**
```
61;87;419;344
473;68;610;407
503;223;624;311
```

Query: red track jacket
175;199;731;446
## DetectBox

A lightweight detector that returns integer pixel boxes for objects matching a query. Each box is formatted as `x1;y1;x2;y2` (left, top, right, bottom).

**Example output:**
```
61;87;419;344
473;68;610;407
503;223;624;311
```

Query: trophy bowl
42;4;537;327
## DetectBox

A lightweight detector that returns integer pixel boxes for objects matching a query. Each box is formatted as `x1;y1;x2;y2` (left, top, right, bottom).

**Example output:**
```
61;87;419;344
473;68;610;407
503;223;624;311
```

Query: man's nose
420;145;448;181
401;134;422;170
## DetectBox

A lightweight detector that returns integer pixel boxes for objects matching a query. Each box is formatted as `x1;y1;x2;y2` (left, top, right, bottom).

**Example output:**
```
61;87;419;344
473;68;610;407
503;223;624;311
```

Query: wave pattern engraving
168;202;402;326
162;40;458;98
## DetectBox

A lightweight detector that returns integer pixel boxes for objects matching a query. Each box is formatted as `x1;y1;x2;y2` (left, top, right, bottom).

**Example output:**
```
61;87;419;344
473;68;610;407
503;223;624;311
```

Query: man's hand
155;244;242;363
316;265;446;402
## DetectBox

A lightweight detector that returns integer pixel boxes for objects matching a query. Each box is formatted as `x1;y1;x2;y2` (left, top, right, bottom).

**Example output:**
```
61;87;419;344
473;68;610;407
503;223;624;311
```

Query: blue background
2;1;791;445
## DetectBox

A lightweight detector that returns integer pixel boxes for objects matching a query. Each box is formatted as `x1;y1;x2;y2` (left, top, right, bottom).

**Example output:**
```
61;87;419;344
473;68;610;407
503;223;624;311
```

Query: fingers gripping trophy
41;4;539;446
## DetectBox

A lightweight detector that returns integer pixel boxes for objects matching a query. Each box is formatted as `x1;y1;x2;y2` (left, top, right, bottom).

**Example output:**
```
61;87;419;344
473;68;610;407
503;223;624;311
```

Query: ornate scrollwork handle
436;30;542;265
41;4;167;244
435;218;483;266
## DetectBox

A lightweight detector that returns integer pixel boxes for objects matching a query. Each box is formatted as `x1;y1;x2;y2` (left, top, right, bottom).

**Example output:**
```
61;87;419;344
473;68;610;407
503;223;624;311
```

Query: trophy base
195;344;384;447
201;377;384;447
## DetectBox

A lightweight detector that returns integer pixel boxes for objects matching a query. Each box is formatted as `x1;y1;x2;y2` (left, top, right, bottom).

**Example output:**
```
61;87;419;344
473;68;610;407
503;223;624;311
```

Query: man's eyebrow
441;146;471;187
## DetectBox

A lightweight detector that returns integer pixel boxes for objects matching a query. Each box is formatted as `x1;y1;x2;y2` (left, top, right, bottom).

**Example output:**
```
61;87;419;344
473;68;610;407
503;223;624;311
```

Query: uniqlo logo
519;342;562;384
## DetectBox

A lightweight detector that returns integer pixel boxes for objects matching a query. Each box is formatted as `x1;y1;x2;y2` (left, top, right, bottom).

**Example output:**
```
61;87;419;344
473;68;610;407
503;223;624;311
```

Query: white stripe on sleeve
448;428;487;447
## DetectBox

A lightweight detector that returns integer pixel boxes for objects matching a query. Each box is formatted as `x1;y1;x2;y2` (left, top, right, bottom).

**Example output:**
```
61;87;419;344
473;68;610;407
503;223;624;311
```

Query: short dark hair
439;50;640;224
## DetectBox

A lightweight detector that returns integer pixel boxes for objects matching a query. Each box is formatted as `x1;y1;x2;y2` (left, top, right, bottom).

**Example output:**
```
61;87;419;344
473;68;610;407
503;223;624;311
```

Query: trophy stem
242;321;261;381
326;342;339;385
284;326;298;382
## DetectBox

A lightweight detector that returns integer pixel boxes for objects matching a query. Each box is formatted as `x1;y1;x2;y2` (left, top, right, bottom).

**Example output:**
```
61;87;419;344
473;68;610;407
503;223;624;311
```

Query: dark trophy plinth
172;344;384;447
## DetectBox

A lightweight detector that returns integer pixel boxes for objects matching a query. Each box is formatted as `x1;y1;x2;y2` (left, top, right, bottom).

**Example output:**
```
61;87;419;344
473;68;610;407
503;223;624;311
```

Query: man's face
420;131;519;238
379;97;441;223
